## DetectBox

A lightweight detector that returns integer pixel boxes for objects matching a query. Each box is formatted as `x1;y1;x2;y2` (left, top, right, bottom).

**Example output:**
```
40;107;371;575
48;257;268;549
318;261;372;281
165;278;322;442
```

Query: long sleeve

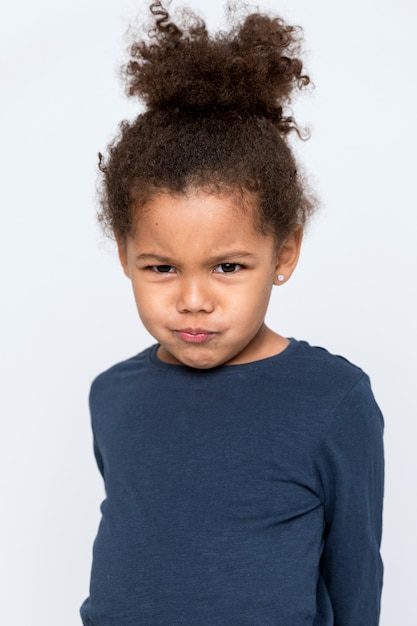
318;374;384;625
90;382;106;480
81;341;384;625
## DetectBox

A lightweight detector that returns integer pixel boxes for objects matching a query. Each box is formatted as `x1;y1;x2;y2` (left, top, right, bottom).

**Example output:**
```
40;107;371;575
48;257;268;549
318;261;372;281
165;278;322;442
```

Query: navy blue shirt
81;339;384;625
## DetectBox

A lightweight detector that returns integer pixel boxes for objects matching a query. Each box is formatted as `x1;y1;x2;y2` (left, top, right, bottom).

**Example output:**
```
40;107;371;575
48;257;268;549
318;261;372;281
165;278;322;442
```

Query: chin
176;349;227;370
181;356;221;370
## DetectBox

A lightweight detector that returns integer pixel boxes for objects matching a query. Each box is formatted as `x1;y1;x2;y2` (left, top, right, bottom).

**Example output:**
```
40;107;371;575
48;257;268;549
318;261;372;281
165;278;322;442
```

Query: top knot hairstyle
99;0;316;243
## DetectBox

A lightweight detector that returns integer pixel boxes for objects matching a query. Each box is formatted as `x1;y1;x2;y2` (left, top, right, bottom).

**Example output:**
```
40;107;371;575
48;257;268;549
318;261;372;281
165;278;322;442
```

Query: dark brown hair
98;1;315;243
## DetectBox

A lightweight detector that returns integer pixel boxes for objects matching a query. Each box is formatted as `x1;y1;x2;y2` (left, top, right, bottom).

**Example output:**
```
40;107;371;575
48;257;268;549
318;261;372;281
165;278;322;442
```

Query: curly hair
98;0;315;243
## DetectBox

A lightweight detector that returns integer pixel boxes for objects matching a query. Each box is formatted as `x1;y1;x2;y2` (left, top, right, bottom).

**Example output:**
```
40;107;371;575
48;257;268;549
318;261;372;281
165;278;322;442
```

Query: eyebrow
136;251;255;264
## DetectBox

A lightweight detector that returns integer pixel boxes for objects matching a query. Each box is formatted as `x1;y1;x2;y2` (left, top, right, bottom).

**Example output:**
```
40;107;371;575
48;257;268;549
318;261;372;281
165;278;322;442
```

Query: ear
116;237;131;279
273;227;303;285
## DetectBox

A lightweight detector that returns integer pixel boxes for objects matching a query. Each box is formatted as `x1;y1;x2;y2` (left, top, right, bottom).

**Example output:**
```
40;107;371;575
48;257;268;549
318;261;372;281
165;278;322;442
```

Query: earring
277;274;285;282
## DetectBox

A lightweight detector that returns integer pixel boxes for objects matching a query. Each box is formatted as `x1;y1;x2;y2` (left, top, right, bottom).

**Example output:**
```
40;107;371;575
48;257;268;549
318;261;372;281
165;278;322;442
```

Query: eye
150;265;175;273
215;263;242;274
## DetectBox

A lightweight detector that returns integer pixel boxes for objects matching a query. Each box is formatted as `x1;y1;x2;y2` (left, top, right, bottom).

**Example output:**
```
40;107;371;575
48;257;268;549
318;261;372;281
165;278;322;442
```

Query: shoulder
281;340;383;435
286;339;368;397
89;344;156;401
290;339;363;377
289;343;384;488
291;340;384;437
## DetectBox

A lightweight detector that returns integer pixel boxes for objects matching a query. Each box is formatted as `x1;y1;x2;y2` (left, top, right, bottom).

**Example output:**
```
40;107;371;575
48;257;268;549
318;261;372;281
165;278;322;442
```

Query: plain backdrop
1;0;416;623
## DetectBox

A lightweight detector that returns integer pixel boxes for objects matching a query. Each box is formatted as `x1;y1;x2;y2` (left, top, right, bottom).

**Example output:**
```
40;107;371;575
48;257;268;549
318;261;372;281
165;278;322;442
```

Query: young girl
81;2;384;624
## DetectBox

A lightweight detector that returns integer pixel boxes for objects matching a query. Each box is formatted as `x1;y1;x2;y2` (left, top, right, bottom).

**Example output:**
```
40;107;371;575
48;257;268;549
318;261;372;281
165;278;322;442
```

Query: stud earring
277;274;285;282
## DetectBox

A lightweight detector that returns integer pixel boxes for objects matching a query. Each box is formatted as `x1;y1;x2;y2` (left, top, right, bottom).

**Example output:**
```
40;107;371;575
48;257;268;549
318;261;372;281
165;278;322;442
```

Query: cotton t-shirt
80;339;384;625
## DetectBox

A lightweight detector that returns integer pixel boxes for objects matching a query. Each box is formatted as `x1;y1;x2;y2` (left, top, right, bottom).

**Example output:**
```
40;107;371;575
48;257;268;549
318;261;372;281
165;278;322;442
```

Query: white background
1;0;416;623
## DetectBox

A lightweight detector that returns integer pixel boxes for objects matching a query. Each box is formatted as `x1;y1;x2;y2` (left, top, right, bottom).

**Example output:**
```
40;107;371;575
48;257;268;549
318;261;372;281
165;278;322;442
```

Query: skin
117;188;302;369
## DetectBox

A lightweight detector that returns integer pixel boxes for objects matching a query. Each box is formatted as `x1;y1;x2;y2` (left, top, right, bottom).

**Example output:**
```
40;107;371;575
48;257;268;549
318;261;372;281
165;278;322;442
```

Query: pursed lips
175;329;216;343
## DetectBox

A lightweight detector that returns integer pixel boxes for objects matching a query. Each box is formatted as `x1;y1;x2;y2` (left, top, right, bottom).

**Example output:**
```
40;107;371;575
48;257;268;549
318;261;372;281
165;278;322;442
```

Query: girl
81;1;384;624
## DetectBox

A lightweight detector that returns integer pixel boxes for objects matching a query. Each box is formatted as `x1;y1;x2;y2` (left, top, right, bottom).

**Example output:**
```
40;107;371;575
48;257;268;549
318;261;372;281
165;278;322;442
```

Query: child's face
118;189;301;369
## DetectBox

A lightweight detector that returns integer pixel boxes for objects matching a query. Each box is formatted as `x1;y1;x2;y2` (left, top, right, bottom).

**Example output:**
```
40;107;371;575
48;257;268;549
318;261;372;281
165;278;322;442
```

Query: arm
93;434;105;479
318;374;384;625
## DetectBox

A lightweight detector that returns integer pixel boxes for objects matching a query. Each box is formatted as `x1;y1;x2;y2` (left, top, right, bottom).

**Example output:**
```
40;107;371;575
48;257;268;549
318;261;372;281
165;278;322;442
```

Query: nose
176;276;215;314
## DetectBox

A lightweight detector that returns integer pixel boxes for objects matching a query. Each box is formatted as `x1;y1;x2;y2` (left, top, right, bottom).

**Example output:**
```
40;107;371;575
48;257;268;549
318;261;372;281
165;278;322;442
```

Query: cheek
229;282;272;318
247;273;275;298
132;282;171;321
247;279;275;314
133;299;162;335
131;281;150;314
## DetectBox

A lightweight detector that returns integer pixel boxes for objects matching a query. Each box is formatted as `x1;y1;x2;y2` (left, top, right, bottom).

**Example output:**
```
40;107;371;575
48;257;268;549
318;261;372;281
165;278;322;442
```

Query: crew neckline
146;337;300;374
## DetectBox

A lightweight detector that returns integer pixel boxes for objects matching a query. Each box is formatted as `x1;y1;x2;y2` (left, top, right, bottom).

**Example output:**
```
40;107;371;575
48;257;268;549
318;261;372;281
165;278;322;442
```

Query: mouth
175;329;216;344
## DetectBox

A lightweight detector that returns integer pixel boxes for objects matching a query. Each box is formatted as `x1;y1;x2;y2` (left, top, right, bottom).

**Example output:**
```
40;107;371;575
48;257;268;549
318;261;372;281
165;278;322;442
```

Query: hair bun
124;1;309;132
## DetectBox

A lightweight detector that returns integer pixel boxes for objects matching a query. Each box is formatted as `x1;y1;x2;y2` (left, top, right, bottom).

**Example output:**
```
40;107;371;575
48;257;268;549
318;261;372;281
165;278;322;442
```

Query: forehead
130;188;265;247
138;186;255;216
